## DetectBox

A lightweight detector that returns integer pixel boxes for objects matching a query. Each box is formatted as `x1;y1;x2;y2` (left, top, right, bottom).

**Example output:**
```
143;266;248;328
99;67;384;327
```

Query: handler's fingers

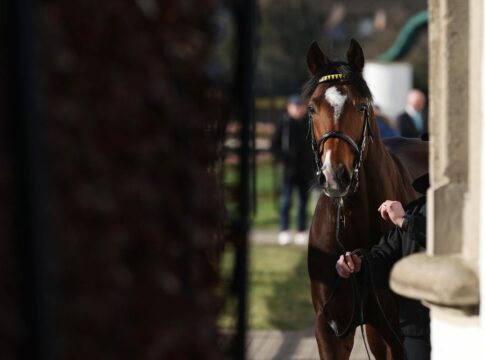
351;254;362;272
378;200;391;211
345;252;355;272
380;207;390;220
336;266;350;279
336;255;351;278
338;255;351;272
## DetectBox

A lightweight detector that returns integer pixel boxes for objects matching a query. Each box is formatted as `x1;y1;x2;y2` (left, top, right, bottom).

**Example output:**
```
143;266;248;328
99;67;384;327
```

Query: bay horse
304;39;427;359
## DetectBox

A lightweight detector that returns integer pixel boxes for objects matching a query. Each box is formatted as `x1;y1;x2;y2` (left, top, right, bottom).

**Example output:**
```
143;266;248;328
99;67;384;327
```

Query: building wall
390;0;484;357
428;0;485;357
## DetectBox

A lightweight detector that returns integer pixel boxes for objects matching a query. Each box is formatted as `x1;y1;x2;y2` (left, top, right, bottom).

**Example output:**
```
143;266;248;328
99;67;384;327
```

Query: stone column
390;1;484;358
427;0;469;256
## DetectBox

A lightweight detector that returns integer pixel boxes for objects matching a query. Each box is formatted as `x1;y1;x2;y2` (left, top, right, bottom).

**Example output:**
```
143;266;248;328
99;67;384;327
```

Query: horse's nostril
337;166;351;186
318;172;326;186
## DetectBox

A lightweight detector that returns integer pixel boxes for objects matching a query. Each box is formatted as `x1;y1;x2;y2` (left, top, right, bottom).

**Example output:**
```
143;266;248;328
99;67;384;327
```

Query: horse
303;39;428;360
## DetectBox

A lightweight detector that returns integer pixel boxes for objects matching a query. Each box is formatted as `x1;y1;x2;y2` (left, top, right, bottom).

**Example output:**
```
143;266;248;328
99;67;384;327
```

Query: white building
363;61;412;121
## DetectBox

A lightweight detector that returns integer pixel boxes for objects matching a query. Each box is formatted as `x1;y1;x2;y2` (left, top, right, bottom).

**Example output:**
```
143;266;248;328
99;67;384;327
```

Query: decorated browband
318;73;348;83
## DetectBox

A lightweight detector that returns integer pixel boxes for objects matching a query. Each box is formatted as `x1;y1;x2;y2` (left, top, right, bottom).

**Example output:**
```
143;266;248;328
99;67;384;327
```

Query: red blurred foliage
0;0;227;358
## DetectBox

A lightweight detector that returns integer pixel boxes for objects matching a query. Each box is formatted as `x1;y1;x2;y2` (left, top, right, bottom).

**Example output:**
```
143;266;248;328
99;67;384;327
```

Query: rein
323;199;372;358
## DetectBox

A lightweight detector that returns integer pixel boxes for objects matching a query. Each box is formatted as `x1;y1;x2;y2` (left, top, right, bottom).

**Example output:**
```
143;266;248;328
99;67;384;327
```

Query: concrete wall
390;0;484;358
428;0;485;357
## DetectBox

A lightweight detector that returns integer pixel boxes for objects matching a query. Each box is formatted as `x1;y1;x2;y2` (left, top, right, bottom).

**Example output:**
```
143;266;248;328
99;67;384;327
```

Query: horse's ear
346;38;365;73
307;41;329;75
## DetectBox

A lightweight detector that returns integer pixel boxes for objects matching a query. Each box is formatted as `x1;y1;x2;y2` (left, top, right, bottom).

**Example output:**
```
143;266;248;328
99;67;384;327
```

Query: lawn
224;162;316;230
219;244;314;330
220;161;317;331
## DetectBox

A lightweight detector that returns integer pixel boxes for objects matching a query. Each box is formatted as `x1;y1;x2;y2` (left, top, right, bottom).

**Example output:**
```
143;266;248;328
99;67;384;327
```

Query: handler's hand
336;252;362;278
378;200;406;227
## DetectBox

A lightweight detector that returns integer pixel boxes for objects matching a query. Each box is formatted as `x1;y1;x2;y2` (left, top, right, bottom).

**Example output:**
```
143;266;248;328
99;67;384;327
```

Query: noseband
309;77;373;196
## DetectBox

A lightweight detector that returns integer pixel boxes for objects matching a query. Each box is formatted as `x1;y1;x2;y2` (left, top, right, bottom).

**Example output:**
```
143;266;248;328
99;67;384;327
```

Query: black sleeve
363;228;404;289
404;213;426;248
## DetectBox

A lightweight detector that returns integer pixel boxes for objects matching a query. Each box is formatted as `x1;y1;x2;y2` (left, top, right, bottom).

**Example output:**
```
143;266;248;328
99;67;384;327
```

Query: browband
318;73;348;83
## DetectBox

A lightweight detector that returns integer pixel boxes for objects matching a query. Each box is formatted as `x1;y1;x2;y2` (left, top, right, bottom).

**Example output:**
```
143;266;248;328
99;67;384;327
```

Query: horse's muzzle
319;164;352;198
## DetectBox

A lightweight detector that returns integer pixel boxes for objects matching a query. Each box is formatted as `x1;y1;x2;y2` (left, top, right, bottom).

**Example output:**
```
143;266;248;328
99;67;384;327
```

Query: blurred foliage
254;1;326;95
34;0;226;359
214;0;428;96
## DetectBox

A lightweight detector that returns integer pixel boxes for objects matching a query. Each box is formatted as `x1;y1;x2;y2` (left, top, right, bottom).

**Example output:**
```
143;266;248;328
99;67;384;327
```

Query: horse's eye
308;106;316;114
357;104;367;112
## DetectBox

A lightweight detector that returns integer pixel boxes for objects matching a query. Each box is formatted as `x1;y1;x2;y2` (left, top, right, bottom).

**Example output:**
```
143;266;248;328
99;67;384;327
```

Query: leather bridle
309;101;373;197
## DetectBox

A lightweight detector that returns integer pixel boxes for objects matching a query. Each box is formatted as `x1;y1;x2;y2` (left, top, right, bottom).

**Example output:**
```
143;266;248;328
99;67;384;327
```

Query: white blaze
322;150;338;189
325;86;347;123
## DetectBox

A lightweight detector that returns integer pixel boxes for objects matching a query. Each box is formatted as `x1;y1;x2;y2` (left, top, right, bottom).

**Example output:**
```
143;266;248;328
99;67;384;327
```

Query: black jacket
364;196;429;337
271;114;315;183
397;110;428;138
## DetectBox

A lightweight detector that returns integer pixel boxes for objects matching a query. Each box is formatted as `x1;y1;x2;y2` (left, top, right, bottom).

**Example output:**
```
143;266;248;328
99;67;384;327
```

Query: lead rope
337;202;406;360
340;108;373;360
330;199;372;360
363;255;409;360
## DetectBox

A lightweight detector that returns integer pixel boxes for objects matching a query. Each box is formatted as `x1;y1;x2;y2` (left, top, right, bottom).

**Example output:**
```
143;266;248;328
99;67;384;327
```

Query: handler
335;173;430;360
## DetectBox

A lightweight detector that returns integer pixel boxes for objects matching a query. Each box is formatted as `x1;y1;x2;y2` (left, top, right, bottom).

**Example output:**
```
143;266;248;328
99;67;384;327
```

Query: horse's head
304;39;374;198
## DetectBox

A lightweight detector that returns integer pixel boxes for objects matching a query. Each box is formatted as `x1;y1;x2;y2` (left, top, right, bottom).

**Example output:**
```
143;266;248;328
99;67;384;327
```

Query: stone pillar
390;0;485;358
427;0;469;256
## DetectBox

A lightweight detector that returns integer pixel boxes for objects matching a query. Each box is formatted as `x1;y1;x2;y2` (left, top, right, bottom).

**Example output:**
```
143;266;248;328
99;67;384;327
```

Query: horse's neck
363;139;414;203
312;138;415;251
345;139;414;248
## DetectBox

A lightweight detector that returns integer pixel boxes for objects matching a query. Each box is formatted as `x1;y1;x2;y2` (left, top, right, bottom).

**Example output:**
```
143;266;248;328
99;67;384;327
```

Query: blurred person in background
374;104;398;138
397;89;428;138
271;94;315;245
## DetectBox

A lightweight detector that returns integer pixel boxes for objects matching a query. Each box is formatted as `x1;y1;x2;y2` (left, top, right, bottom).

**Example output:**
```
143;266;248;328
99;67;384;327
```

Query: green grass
219;244;314;330
220;162;317;330
225;162;316;230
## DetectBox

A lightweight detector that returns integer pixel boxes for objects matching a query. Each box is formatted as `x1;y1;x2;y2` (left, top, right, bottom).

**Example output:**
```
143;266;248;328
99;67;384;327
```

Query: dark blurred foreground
1;1;231;358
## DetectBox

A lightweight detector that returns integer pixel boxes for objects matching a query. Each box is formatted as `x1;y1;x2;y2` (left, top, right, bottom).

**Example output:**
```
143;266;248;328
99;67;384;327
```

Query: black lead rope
363;254;409;360
328;200;407;360
323;199;373;360
355;271;372;360
335;198;346;254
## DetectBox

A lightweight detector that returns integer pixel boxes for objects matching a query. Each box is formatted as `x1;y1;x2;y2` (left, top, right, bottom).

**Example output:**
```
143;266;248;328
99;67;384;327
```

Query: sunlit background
219;1;428;359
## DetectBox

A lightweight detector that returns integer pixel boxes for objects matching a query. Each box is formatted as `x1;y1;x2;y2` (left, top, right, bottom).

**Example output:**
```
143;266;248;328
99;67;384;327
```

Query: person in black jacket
271;94;315;245
397;89;428;138
335;173;430;360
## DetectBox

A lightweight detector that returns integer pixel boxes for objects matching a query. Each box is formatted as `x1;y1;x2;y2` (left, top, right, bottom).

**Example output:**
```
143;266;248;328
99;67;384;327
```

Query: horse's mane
301;61;373;102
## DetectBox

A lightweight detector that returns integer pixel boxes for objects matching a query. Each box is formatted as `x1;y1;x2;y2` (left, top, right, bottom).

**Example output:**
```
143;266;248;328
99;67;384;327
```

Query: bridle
308;73;373;197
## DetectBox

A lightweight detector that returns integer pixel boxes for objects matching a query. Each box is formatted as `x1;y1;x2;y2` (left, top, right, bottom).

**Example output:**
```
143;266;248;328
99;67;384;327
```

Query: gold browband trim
318;73;348;83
